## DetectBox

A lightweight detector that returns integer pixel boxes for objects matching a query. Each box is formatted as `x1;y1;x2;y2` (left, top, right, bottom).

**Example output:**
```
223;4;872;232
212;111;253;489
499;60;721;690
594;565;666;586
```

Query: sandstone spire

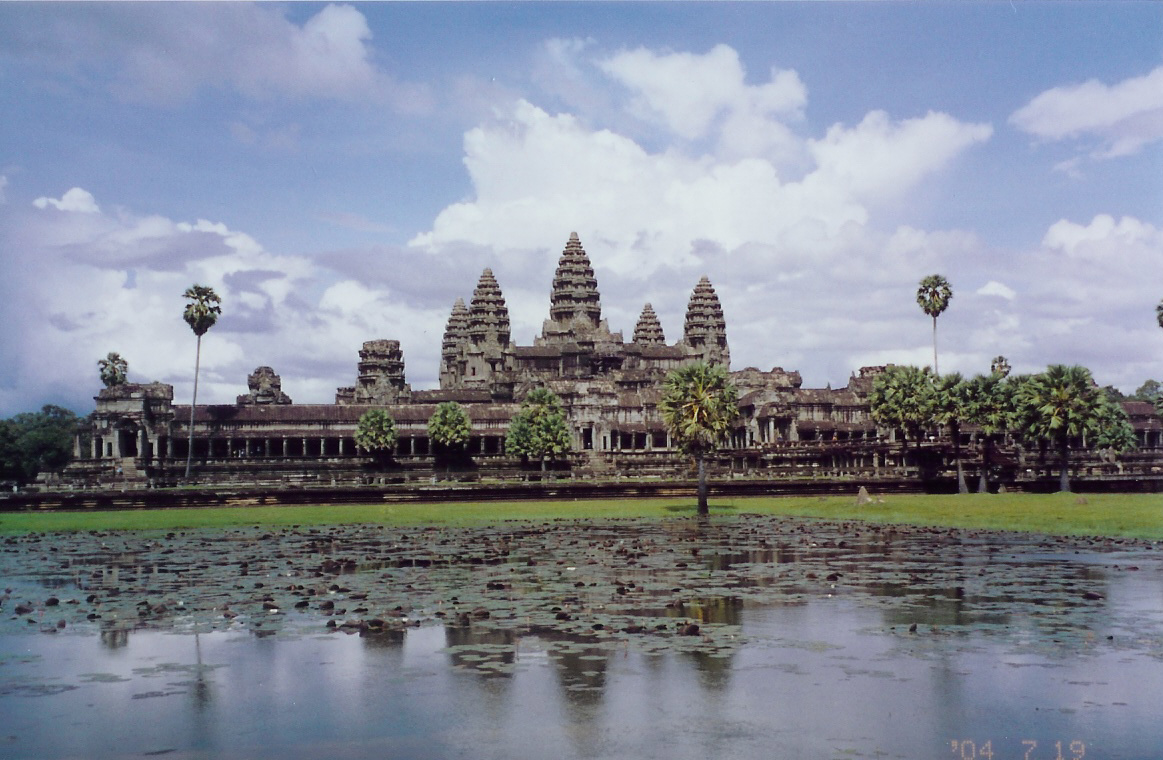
632;303;666;345
442;298;469;354
467;268;510;347
549;232;602;329
440;298;469;386
682;276;730;367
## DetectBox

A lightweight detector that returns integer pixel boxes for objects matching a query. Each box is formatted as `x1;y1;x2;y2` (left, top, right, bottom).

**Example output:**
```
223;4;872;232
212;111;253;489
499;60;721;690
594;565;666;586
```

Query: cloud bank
1;35;1160;418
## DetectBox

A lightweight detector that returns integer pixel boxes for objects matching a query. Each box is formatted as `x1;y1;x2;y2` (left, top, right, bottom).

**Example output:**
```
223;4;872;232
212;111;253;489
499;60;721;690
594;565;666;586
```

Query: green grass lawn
1;492;1160;539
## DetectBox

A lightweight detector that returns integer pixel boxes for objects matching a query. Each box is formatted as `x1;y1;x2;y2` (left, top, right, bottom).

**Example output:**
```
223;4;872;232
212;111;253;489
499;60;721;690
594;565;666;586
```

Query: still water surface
1;519;1160;759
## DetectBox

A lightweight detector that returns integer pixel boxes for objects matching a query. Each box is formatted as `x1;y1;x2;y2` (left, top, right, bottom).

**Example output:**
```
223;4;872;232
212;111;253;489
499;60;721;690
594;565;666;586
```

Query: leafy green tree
659;362;739;516
182;284;221;478
98;352;128;388
932;372;969;493
355;409;398;462
0;405;80;485
869;365;935;470
428;401;471;471
1131;379;1162;404
506;388;571;473
1094;398;1136;453
916;274;953;376
990;355;1011;377
1013;365;1111;492
963;371;1014;493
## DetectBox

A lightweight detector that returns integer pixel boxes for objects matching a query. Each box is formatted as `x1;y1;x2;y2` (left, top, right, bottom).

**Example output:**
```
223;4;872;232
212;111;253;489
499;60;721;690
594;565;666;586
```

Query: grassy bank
1;492;1160;539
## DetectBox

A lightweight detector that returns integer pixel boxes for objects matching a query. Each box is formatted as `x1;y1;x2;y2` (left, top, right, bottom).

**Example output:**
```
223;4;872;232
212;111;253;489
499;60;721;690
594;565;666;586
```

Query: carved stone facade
238;366;292;406
337;340;411;405
62;232;1163;489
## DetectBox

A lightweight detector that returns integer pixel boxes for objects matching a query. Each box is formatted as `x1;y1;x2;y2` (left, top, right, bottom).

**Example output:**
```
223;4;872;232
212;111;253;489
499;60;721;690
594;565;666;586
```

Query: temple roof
178;402;517;426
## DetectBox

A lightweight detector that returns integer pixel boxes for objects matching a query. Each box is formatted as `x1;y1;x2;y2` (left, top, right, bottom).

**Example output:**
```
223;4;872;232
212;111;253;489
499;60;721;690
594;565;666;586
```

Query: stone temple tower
439;297;469;388
461;268;510;387
632;303;666;345
538;232;619;346
681;276;730;368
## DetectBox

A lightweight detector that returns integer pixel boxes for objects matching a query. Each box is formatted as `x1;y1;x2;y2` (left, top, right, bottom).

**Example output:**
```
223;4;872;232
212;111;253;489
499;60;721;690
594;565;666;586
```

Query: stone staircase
585;449;613;476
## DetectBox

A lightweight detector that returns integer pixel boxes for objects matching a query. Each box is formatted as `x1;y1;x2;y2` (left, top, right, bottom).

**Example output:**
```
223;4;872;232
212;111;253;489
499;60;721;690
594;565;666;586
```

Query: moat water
1;516;1160;759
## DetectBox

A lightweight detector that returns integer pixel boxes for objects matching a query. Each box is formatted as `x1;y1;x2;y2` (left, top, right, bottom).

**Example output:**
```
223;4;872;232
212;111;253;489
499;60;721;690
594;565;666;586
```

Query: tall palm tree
932;372;968;493
1013;364;1104;492
98;352;128;388
990;355;1011;377
183;284;221;478
1156;297;1163;329
659;361;739;516
963;371;1013;493
869;364;935;472
916;274;953;376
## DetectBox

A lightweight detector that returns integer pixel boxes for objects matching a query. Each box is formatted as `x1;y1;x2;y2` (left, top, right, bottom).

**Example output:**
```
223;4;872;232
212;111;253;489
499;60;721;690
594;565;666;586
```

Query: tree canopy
1013;364;1129;492
428;402;471;449
428;401;471;470
962;370;1018;492
182;284;222;337
931;372;969;492
1131;379;1161;404
505;388;571;471
355;409;398;460
869;364;936;449
659;361;739;514
0;405;80;485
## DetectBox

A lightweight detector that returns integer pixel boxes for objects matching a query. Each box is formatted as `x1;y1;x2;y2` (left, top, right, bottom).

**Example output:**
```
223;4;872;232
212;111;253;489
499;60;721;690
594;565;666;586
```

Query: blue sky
1;2;1161;417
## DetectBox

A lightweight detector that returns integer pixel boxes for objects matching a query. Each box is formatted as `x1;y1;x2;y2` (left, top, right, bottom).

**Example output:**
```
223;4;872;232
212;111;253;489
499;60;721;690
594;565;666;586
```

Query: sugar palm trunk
932;316;939;377
696;453;708;516
952;422;966;493
978;437;991;493
185;334;201;479
1058;435;1071;493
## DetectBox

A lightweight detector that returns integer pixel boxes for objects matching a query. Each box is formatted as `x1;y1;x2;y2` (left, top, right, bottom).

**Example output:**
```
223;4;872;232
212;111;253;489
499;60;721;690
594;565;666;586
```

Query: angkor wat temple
62;233;1163;490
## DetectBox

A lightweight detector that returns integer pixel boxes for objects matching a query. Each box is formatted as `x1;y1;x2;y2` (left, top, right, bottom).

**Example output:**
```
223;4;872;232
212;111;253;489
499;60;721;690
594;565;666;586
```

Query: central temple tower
537;232;620;347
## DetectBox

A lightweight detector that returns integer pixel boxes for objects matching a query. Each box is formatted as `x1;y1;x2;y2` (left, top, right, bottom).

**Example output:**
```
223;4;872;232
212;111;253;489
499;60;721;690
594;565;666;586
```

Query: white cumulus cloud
33;187;100;213
1010;65;1163;159
808;110;993;202
976;281;1016;300
8;3;426;108
0;188;449;415
598;44;806;142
